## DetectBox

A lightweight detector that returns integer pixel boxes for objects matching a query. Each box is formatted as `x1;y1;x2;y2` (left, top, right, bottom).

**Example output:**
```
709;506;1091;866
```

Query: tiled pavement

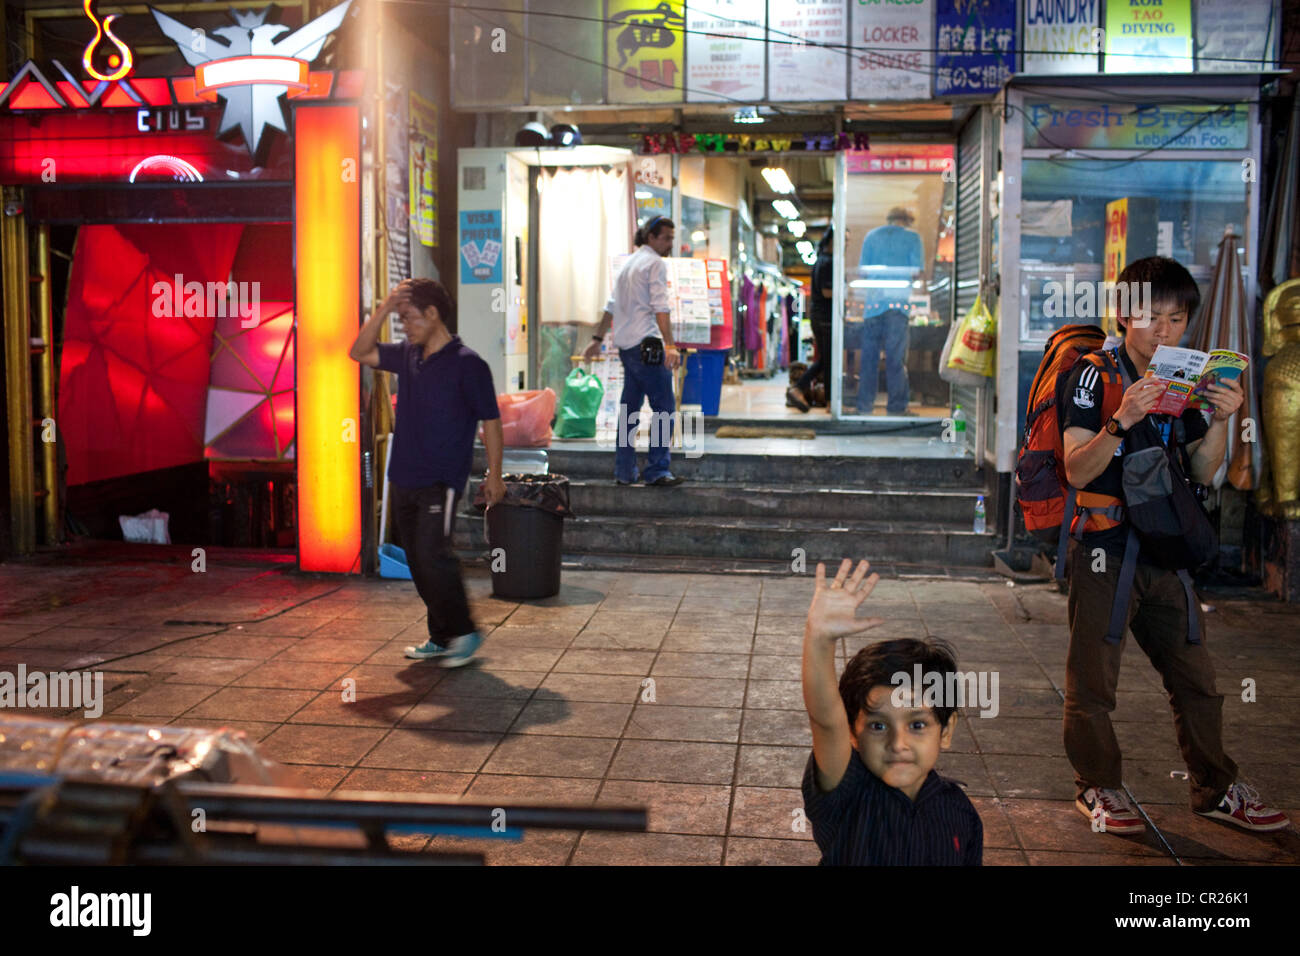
2;558;1298;866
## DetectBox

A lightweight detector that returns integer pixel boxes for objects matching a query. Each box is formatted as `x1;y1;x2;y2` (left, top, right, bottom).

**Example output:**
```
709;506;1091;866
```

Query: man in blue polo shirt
350;279;505;667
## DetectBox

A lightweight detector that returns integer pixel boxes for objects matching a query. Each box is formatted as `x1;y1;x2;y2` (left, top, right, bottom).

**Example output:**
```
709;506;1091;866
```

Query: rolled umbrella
1189;227;1259;490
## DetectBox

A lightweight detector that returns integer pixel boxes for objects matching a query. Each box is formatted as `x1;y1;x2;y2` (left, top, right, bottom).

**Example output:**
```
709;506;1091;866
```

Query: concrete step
454;550;1006;579
466;478;985;525
455;513;996;567
473;447;983;489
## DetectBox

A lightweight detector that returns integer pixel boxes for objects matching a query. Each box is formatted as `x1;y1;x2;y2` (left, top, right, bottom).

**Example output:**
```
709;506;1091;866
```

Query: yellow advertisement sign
605;0;684;103
409;92;437;248
1104;0;1192;73
1104;198;1128;335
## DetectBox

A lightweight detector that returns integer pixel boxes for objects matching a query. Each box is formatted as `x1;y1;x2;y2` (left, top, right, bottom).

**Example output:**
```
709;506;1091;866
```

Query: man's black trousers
391;483;475;643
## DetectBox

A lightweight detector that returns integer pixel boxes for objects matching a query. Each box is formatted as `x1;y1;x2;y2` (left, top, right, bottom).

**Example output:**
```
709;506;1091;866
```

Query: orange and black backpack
1015;324;1126;578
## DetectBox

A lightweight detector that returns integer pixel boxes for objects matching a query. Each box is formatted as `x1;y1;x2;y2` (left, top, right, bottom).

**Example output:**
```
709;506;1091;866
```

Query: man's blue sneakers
404;640;449;660
438;631;483;668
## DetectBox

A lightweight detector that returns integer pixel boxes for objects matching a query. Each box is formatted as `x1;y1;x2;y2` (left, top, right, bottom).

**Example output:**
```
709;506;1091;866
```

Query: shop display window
679;196;732;263
840;158;955;417
1019;158;1248;339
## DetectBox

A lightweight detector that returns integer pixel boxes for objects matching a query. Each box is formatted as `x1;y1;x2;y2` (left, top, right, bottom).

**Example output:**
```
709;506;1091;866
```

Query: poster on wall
605;0;685;103
1104;0;1192;73
849;0;932;101
1022;0;1100;74
685;0;765;103
409;92;437;249
460;210;503;284
934;0;1015;96
383;80;409;341
768;0;847;102
1194;0;1276;71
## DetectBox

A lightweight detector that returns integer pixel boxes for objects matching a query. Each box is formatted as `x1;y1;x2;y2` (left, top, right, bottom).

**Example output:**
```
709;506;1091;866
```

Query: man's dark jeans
616;345;676;483
856;308;910;415
391;483;475;644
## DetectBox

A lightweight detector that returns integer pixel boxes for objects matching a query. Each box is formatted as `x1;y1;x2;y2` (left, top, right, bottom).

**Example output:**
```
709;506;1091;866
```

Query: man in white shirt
583;215;685;487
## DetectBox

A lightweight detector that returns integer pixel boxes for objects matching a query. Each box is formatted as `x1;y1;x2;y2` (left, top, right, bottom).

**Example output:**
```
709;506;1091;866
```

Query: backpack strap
1105;528;1141;644
1176;569;1201;644
1054;485;1076;580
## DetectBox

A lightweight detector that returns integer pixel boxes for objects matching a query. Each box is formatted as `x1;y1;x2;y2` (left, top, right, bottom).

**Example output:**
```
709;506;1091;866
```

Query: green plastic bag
554;367;605;439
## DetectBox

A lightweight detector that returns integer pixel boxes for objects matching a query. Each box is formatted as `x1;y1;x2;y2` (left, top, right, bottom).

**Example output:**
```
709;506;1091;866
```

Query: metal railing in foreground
0;773;647;866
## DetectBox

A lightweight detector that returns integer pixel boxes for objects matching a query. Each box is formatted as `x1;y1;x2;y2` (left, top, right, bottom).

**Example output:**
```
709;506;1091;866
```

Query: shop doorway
52;222;298;550
836;145;957;422
636;147;960;428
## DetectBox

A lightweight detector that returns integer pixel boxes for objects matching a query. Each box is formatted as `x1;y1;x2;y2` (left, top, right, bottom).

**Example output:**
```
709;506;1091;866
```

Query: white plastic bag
119;509;171;544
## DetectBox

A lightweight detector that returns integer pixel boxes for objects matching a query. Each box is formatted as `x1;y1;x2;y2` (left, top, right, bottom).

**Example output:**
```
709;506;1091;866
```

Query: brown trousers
1063;539;1237;812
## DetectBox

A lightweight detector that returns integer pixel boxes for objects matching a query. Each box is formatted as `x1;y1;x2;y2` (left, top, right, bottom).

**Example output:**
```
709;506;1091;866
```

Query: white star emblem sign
150;1;352;156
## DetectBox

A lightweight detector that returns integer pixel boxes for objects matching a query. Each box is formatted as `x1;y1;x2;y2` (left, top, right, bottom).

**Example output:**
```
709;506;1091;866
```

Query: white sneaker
1195;782;1290;832
1076;787;1146;836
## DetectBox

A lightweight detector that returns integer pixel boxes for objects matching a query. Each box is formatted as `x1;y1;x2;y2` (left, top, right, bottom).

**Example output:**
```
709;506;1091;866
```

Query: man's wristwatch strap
1105;416;1129;438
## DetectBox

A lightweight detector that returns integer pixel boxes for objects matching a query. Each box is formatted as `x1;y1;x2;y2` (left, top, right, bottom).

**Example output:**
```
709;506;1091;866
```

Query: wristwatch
1105;416;1129;438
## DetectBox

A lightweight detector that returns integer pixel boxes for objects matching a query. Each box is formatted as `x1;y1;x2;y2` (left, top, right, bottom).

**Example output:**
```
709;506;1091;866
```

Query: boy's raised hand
806;559;885;643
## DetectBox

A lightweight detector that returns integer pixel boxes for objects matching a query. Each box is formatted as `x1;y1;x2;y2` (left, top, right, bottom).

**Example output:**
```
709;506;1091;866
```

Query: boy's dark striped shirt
802;752;983;866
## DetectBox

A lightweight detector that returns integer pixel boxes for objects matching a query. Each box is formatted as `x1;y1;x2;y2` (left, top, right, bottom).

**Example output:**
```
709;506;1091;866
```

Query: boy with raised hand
801;559;983;865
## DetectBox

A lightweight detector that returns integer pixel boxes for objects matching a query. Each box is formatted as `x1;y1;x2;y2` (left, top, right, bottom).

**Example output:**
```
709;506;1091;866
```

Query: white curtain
537;165;632;326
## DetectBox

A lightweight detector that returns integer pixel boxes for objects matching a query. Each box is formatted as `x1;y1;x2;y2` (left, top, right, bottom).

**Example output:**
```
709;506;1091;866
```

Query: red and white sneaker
1195;783;1291;832
1076;787;1146;836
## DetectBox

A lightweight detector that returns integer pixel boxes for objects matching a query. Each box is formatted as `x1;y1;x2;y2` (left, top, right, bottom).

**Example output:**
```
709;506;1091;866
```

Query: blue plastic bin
682;348;726;416
379;543;413;580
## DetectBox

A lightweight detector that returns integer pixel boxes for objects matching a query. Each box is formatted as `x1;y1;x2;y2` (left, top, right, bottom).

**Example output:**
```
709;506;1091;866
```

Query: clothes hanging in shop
742;274;762;352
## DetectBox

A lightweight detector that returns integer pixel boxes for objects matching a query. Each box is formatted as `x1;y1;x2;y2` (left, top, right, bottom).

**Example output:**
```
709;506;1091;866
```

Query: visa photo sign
459;209;502;284
1023;0;1100;74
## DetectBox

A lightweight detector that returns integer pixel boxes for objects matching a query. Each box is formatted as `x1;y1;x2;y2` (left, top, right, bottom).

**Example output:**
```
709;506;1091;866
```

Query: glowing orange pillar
295;104;360;573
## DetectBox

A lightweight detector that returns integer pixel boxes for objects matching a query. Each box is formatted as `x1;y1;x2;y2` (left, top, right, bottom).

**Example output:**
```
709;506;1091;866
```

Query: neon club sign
0;2;357;162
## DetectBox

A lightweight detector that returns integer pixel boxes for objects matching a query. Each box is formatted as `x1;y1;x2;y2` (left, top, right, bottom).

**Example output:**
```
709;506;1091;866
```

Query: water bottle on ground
973;494;986;535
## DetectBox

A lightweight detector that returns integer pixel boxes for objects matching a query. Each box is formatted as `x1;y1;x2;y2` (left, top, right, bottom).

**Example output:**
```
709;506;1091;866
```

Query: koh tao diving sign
150;0;352;155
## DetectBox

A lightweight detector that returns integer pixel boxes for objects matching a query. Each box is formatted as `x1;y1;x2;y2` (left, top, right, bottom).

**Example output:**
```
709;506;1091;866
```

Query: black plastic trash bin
474;474;571;599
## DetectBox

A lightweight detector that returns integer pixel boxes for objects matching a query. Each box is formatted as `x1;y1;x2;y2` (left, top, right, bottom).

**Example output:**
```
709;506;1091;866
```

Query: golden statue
1261;278;1300;519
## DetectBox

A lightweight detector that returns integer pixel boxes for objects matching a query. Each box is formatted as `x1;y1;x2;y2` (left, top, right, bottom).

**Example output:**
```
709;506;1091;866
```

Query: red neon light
2;69;362;113
9;83;61;110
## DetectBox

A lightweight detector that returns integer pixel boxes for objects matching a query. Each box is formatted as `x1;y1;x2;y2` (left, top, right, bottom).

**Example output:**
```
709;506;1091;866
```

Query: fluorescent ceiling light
849;279;913;289
761;167;795;194
635;190;653;199
788;220;806;237
772;199;799;220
